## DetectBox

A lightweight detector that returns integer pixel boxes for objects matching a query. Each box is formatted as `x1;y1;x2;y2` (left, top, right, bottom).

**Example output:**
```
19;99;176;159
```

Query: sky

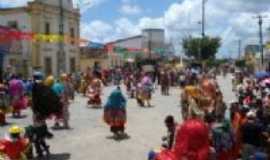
0;0;270;58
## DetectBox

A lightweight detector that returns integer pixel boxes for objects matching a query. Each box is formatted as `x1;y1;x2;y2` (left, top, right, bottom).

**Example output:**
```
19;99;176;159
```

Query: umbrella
262;78;270;84
142;76;151;85
255;71;270;79
127;58;134;63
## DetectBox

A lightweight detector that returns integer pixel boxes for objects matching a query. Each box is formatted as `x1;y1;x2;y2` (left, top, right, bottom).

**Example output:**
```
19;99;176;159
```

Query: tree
235;59;246;68
182;36;221;60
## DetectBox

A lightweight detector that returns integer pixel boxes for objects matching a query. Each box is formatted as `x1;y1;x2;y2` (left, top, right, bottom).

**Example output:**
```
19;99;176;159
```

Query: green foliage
182;36;221;60
235;59;246;68
204;59;228;67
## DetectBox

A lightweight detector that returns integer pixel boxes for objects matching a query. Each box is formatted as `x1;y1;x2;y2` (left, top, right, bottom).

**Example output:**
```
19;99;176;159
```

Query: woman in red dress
154;119;210;160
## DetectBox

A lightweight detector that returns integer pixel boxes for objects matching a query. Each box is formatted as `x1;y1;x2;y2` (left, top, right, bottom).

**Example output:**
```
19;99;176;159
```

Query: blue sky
1;0;270;58
80;0;177;23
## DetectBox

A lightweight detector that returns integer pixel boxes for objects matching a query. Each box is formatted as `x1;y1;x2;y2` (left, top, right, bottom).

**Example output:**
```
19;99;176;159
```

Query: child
0;125;29;160
162;115;177;149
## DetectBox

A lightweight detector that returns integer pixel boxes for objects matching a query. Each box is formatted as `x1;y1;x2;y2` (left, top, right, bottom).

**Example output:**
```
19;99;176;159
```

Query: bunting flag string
0;27;88;45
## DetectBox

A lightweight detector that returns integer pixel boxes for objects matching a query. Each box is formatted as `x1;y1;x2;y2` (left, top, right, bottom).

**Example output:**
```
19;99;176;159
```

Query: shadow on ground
106;133;131;142
33;153;71;160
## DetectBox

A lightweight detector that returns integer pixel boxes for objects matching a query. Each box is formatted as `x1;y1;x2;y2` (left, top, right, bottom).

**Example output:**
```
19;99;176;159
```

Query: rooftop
106;35;143;44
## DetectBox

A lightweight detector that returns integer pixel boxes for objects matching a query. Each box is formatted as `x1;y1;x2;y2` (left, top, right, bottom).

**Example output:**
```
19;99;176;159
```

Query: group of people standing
0;63;269;160
149;68;270;160
0;72;75;159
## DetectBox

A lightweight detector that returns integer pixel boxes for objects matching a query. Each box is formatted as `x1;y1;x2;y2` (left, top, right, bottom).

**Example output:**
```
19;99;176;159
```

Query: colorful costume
160;71;170;95
142;76;153;100
0;126;29;160
86;78;102;107
104;88;127;135
32;75;62;120
52;81;70;128
154;119;210;160
211;121;235;160
181;86;202;120
136;82;145;106
140;75;153;107
9;79;27;117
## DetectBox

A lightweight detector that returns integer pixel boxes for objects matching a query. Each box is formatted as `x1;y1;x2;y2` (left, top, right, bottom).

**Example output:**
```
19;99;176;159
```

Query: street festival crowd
0;63;269;160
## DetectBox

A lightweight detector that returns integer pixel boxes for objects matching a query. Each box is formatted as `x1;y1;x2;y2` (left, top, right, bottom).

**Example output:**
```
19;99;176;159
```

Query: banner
0;27;88;45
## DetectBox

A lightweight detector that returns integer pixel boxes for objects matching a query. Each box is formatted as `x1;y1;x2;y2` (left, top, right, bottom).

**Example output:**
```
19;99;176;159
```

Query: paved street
0;75;234;160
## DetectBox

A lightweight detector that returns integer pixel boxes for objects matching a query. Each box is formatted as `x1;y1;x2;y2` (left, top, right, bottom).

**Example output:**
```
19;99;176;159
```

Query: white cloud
120;4;142;15
80;0;270;57
80;20;113;42
73;0;106;13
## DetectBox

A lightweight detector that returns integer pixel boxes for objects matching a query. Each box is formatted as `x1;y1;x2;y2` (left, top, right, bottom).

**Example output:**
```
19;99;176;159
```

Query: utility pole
202;0;206;37
148;31;152;59
58;0;66;75
238;39;241;59
254;14;268;67
200;0;207;61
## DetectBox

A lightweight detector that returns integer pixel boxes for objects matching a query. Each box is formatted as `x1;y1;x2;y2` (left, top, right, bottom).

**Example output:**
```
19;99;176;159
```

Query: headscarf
52;82;65;96
44;76;55;87
104;88;126;109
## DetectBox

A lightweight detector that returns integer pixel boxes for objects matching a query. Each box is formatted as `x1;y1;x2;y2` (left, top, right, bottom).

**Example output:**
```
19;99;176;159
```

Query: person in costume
161;115;177;149
0;125;29;160
9;78;27;118
0;83;9;125
150;119;210;160
160;70;170;96
104;86;127;137
86;77;102;108
59;74;72;128
31;71;59;142
136;82;145;107
210;116;235;160
125;74;136;98
52;76;70;129
64;74;75;101
141;73;153;107
24;115;52;158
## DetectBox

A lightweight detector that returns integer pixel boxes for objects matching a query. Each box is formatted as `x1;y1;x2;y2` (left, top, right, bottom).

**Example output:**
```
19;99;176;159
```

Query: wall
36;0;74;11
30;1;80;76
0;10;32;76
80;58;109;72
113;36;143;49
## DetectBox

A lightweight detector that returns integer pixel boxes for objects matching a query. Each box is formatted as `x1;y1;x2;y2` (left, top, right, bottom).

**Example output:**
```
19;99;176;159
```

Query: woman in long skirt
103;86;127;137
141;74;153;107
86;78;102;108
9;78;27;118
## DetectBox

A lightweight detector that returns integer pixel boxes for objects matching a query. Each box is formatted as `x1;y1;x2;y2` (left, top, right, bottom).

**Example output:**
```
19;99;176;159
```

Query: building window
44;57;52;75
8;21;18;29
45;22;50;35
70;28;75;44
70;57;76;73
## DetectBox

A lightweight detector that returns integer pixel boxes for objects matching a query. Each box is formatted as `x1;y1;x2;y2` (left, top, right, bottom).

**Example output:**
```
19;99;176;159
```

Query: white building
0;0;80;77
107;28;169;66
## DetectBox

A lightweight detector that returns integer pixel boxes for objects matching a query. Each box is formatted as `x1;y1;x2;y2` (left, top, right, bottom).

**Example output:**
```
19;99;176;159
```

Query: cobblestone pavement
0;75;234;160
